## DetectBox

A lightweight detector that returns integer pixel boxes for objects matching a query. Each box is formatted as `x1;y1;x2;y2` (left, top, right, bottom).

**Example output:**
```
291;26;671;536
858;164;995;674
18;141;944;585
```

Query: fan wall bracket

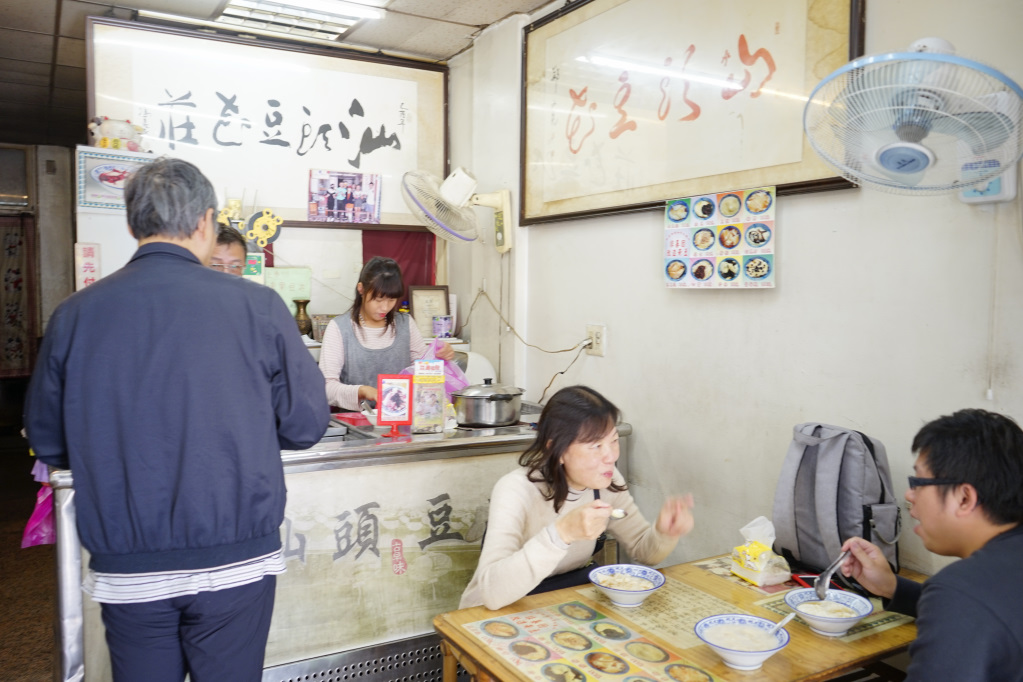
471;189;513;253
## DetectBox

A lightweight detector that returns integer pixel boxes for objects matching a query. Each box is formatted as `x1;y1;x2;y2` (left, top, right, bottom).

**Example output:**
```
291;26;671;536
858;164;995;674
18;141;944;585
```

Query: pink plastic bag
21;484;55;548
402;337;470;401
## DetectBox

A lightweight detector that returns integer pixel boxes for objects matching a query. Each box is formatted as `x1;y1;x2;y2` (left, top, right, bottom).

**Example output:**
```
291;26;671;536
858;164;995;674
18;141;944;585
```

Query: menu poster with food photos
465;601;721;681
664;187;776;289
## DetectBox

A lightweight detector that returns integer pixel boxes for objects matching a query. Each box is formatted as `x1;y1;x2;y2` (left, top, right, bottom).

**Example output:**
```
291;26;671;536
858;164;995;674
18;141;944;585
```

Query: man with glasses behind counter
839;408;1023;681
211;226;248;275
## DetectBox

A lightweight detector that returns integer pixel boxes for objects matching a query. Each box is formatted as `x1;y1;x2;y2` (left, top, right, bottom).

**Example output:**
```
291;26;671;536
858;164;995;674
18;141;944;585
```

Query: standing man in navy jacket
24;157;330;682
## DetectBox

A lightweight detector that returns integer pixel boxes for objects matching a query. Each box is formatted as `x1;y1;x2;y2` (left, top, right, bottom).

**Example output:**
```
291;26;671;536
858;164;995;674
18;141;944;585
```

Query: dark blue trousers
99;575;276;682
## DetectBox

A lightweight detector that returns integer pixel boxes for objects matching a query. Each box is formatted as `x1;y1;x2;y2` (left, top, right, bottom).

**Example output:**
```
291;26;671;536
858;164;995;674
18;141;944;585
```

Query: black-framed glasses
907;476;960;490
210;263;244;272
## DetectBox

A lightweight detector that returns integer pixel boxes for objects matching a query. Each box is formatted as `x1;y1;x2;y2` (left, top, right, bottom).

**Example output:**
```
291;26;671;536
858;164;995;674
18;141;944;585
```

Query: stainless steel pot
451;378;524;427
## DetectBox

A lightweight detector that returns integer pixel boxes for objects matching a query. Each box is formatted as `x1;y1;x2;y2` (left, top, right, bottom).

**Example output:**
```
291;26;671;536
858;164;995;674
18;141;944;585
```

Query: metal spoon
610;508;628;519
768;612;796;636
814;549;850;601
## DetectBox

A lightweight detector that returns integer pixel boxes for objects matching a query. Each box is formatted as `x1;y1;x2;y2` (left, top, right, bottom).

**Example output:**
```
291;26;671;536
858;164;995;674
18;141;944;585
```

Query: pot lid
452;377;524;398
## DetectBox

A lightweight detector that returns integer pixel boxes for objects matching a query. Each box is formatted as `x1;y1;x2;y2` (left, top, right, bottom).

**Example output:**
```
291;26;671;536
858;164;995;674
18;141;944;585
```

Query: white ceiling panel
56;36;86;68
0;69;49;87
394;23;482;60
0;82;50;106
53;64;87;90
0;59;50;87
0;28;54;63
0;0;57;33
51;87;86;108
60;1;136;39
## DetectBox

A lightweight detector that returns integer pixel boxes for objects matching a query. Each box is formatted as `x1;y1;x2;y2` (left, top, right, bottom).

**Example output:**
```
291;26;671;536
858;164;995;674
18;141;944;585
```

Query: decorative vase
293;299;312;337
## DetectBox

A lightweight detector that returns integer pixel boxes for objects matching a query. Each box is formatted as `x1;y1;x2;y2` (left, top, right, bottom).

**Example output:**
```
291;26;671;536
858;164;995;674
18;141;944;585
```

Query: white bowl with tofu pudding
588;564;664;607
694;614;790;670
784;587;873;636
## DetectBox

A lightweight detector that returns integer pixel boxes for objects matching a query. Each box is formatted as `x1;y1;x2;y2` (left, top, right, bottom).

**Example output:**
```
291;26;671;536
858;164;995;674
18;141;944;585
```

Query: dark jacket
24;243;329;573
887;524;1023;681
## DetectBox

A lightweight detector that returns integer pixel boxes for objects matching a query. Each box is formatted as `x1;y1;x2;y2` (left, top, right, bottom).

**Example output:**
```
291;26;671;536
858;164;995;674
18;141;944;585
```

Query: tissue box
730;540;776;586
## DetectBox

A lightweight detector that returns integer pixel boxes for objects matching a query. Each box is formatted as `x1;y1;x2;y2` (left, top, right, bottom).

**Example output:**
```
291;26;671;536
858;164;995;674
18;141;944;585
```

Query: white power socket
586;324;606;356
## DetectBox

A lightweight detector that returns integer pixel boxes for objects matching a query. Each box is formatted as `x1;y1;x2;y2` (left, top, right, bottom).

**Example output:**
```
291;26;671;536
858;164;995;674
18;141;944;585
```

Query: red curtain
361;231;436;300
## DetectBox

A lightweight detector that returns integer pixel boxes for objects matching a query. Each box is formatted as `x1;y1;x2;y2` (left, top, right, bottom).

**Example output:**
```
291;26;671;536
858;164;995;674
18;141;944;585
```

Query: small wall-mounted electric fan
400;168;513;253
803;38;1023;195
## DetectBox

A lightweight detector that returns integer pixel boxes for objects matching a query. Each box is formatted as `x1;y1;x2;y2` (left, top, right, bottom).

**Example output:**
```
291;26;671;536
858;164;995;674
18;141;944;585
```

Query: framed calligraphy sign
520;0;865;224
88;17;446;230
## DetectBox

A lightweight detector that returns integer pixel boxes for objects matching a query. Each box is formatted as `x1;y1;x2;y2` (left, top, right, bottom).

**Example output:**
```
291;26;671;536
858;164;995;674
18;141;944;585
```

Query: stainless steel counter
51;423;632;682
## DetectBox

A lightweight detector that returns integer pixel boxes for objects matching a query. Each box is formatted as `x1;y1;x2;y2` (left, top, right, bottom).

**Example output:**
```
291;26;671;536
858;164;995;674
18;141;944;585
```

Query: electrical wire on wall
537;341;591;404
456;262;591;405
456;288;588;354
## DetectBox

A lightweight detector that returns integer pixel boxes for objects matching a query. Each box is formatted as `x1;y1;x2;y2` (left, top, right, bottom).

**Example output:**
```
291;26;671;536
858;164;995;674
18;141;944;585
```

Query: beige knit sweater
459;466;678;610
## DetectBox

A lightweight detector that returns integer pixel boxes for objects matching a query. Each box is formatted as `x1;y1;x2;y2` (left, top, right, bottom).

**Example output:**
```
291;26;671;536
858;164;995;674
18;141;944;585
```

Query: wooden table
434;558;926;682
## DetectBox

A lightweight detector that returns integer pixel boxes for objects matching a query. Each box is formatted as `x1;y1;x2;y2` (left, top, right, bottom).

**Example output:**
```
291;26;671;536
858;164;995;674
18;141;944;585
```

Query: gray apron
335;313;412;389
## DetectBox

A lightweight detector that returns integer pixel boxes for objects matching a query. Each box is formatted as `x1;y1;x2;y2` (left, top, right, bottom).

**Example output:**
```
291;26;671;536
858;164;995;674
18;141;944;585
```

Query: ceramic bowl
694;614;789;670
783;588;873;636
588;564;665;607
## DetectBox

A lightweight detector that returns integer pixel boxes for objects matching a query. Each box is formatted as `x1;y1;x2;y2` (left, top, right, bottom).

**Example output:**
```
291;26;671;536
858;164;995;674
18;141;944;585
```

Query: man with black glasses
211;226;248;276
840;409;1023;681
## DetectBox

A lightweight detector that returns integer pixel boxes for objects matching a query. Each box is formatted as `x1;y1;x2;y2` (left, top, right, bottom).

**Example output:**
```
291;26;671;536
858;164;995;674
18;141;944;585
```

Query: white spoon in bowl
768;612;796;636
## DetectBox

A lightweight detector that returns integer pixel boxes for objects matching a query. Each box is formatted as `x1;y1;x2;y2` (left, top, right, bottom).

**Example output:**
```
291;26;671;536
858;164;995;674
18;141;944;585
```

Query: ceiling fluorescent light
137;9;375;52
224;0;384;22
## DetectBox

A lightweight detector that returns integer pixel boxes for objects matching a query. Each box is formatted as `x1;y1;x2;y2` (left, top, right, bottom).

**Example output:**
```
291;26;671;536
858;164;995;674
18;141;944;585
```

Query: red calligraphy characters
391;539;407;575
722;35;777;100
565;87;597;154
609;71;638;139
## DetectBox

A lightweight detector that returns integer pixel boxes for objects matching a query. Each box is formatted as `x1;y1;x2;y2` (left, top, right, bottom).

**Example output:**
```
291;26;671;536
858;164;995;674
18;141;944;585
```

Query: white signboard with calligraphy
89;18;446;226
522;0;861;223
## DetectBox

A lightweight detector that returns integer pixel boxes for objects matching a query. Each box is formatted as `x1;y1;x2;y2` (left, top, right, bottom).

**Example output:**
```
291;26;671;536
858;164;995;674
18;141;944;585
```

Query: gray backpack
772;423;901;574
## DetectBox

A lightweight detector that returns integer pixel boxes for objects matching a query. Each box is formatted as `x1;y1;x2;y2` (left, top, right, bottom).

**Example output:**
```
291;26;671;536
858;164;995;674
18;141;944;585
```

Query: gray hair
125;157;218;240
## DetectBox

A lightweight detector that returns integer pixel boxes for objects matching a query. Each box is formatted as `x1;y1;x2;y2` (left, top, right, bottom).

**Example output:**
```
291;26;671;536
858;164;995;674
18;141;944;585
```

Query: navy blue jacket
887;524;1023;681
25;243;329;573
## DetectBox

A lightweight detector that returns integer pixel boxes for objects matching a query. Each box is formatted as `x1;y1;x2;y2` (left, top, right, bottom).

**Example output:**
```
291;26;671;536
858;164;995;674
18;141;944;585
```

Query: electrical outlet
586;324;606;357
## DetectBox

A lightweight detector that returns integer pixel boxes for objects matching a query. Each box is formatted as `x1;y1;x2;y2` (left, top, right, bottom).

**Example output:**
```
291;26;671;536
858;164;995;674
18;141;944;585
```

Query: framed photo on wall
75;145;155;213
408;285;450;338
520;0;865;224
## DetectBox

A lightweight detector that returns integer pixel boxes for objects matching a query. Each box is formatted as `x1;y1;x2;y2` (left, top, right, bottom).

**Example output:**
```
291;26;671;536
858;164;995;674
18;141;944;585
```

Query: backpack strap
807;428;849;566
854;431;894;507
854;431;903;552
775;424;847;566
772;423;815;565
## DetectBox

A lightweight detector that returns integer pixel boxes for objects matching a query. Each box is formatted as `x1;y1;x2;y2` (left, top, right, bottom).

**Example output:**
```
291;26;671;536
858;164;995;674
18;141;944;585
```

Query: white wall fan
803;38;1023;198
401;168;513;253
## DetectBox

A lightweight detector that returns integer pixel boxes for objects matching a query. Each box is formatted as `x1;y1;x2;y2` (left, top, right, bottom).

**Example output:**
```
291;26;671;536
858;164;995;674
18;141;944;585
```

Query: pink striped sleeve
318;319;360;410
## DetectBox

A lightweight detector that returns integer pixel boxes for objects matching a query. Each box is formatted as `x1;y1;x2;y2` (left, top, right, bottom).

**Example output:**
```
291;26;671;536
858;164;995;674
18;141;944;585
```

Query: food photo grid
663;187;776;289
465;601;721;681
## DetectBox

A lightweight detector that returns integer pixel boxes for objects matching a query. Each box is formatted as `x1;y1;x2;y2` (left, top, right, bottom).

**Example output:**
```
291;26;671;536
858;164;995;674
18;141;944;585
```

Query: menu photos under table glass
463;578;748;681
465;600;722;681
575;581;743;650
664;186;776;289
